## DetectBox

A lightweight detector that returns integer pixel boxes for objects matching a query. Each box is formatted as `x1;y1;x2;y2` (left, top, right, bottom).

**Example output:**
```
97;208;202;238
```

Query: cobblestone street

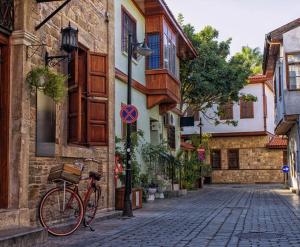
40;185;300;247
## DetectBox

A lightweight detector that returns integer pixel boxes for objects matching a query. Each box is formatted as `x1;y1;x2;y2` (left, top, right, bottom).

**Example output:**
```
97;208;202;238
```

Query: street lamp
198;117;203;144
123;34;152;217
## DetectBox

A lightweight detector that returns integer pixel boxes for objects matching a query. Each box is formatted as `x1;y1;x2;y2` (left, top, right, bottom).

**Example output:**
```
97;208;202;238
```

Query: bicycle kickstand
88;224;95;232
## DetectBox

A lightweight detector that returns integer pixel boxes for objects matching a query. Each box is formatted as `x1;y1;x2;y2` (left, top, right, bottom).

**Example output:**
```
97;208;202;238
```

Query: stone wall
209;136;285;184
6;0;115;228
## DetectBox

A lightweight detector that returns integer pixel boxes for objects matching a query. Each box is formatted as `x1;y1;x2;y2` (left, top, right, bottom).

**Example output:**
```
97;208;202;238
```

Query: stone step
0;227;47;247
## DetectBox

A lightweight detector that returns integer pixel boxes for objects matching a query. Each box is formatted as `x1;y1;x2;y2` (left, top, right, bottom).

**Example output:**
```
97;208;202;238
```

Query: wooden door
0;33;9;208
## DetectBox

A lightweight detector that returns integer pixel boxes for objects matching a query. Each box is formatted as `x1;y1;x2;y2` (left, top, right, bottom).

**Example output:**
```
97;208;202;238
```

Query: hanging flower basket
26;66;67;103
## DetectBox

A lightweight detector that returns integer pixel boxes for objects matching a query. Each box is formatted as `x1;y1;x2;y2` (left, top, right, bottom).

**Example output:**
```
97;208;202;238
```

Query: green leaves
26;66;67;103
178;15;262;125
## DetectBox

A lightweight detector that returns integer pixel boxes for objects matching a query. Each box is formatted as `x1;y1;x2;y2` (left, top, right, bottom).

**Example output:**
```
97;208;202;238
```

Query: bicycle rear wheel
83;186;100;227
39;187;84;236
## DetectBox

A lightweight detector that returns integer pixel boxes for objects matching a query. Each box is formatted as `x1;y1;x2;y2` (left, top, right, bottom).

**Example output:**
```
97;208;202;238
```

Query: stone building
182;75;287;184
0;0;115;233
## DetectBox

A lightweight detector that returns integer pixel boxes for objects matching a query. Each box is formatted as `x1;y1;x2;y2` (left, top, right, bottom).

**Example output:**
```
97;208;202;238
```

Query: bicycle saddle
89;171;101;181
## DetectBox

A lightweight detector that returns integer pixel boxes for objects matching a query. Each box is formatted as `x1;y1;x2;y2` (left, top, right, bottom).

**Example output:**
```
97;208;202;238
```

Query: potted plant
26;66;67;103
147;181;157;202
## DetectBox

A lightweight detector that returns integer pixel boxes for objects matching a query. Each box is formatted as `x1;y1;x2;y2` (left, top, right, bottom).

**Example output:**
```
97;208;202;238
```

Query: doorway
0;33;10;208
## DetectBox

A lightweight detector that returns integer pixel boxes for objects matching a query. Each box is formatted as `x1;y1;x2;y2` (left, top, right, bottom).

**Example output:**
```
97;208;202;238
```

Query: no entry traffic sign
120;104;139;124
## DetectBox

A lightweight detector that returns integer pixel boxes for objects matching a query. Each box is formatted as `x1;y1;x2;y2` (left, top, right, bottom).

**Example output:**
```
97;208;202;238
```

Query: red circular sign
120;104;139;124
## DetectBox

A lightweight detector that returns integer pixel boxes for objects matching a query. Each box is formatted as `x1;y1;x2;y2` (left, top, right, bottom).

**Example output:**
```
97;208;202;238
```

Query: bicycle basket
48;163;83;184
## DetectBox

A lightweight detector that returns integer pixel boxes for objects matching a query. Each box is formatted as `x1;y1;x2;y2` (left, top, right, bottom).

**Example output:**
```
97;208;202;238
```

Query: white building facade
114;0;197;173
264;19;300;192
183;79;275;137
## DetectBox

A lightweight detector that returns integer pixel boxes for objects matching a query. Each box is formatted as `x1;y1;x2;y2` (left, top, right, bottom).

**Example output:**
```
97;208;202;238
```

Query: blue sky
164;0;300;55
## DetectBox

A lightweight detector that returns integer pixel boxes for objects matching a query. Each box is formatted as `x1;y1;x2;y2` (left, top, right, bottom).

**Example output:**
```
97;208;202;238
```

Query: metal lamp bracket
26;43;46;60
45;51;69;67
35;0;72;31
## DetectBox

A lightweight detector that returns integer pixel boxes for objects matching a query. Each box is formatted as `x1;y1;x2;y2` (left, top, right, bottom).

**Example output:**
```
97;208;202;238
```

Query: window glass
147;33;160;69
122;9;137;59
211;150;221;170
36;91;56;156
167;125;176;149
228;149;239;170
287;53;300;90
163;22;177;76
287;54;300;63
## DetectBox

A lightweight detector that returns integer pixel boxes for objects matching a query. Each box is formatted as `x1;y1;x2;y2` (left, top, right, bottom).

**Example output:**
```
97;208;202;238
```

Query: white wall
183;83;266;135
114;0;182;174
114;0;146;85
288;124;300;190
266;85;275;134
283;26;300;53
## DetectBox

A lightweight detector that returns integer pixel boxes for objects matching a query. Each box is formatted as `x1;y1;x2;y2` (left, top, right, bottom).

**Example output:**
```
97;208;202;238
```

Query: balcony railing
0;0;14;34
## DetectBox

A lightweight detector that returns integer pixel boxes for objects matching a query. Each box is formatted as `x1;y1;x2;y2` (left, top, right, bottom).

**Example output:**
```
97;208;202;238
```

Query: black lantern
45;22;78;67
61;22;78;53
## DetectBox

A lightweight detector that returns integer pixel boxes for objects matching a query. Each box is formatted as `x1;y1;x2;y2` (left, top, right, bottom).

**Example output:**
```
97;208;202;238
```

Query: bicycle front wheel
83;186;100;227
39;187;84;236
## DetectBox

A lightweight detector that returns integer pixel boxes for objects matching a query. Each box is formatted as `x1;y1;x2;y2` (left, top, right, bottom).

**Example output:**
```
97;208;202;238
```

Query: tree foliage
233;46;263;75
179;15;261;124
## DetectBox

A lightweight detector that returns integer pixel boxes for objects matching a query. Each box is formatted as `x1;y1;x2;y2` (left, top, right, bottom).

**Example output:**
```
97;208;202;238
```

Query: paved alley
40;185;300;247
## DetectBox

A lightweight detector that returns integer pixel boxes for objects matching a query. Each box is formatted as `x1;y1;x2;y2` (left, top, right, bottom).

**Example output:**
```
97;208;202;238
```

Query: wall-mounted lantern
45;22;78;67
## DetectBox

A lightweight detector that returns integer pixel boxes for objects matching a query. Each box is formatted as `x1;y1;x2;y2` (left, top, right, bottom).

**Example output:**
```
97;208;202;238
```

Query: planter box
115;187;142;210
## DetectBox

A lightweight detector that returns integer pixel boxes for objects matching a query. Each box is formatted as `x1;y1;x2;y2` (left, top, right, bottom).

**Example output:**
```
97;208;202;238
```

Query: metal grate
0;0;14;34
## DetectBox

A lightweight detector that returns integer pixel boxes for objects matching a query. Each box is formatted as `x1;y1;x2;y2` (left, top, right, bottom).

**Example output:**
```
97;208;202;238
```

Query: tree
179;16;258;125
233;46;263;75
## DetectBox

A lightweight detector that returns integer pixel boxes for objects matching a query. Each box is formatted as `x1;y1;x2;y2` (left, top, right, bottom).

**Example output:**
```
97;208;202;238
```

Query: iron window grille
0;0;14;34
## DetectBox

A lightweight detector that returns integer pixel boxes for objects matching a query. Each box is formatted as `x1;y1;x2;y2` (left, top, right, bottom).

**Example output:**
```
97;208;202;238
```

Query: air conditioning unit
163;113;175;127
151;122;161;131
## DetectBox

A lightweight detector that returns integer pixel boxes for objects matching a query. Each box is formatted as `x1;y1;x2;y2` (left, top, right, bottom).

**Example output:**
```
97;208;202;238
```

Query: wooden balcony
146;69;180;113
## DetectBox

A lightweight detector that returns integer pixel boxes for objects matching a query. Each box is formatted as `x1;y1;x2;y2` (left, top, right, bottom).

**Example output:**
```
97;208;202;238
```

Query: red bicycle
39;158;102;236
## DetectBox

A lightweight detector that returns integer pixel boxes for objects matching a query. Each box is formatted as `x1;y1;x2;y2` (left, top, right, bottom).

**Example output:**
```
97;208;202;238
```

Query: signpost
282;165;289;173
282;165;289;188
120;104;138;124
197;148;206;161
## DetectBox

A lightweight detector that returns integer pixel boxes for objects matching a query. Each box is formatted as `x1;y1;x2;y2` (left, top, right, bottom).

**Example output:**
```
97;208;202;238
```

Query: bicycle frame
64;176;97;213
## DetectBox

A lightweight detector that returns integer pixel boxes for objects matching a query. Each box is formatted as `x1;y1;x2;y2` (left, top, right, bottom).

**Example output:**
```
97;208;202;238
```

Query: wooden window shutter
87;52;108;146
220;102;233;120
240;100;254;119
68;50;82;144
228;149;239;169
